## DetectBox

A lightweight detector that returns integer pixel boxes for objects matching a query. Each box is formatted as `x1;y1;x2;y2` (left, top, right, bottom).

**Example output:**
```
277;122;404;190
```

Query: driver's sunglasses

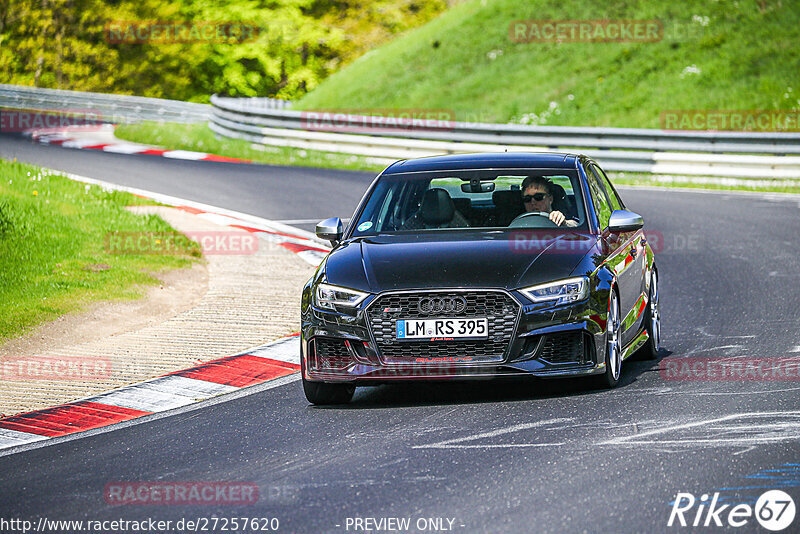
523;193;547;203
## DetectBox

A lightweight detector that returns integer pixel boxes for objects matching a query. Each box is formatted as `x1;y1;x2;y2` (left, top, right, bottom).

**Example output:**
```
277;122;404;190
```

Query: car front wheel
638;269;661;360
595;289;622;388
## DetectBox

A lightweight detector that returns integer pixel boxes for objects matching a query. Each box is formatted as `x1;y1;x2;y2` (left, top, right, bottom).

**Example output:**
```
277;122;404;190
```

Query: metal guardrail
0;84;216;123
210;95;800;179
2;85;797;179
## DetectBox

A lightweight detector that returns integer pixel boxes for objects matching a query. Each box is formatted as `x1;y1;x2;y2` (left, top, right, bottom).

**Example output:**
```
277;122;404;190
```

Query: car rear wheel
595;289;622;388
638;270;661;360
302;378;355;405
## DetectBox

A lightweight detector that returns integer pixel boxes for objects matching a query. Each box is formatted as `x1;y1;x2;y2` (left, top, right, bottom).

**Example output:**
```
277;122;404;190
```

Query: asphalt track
1;134;800;533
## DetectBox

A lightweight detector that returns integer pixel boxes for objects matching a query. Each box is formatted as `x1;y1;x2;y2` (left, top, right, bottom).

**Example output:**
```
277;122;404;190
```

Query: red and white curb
0;335;301;450
25;124;252;164
172;205;330;266
52;168;331;267
0;168;324;452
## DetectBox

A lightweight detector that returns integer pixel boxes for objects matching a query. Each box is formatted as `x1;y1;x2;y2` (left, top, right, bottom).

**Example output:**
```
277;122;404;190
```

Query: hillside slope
296;0;800;128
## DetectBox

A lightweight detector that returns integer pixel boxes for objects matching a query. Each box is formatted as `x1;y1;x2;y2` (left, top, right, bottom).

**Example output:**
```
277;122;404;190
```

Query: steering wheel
509;211;559;228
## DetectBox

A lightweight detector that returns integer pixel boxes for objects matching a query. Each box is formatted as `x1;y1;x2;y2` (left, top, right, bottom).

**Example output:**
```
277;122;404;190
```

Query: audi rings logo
417;296;467;315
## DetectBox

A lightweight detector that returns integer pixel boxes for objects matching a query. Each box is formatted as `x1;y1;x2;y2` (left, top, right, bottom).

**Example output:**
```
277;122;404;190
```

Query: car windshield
351;168;588;236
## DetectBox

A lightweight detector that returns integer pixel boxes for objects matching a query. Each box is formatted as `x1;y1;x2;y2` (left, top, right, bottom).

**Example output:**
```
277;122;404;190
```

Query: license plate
396;318;488;341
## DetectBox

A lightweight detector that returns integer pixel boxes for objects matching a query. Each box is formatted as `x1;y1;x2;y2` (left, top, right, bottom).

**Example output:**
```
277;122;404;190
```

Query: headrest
551;183;567;202
492;189;524;212
420;188;455;225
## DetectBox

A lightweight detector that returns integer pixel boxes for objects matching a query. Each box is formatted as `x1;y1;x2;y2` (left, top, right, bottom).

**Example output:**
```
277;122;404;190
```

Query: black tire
637;269;661;360
594;288;622;389
302;378;355;405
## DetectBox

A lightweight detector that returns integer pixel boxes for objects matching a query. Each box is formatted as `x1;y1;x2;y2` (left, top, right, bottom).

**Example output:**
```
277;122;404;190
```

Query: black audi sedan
300;153;660;404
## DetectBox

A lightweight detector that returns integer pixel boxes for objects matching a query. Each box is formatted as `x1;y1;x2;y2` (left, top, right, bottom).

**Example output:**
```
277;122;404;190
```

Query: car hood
324;231;599;292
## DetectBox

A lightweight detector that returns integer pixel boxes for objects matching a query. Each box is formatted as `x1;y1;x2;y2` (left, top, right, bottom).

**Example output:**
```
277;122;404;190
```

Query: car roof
382;152;581;175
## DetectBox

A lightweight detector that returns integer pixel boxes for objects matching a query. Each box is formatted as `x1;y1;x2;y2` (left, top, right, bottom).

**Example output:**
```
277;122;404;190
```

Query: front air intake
311;337;353;370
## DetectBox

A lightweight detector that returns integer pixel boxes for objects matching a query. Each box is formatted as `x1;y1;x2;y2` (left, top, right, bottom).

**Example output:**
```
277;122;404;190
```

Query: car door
590;163;647;343
584;163;641;346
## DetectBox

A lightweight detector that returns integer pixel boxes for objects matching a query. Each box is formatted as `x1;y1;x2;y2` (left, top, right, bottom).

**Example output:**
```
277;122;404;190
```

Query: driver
521;176;578;227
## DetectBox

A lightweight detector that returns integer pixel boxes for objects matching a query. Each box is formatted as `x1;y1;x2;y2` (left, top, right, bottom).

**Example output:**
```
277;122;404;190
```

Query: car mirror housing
461;181;495;193
316;217;343;244
607;210;644;233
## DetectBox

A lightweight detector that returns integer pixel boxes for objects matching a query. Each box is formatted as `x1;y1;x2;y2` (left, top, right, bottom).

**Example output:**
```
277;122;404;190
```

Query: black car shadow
310;347;672;410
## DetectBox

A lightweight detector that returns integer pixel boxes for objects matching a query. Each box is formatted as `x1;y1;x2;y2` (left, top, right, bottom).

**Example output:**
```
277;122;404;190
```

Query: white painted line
0;372;301;459
162;150;207;160
39;134;69;142
0;429;49;448
61;138;106;149
600;411;800;446
417;442;567;449
275;218;350;224
685;344;743;355
102;144;150;154
413;418;573;449
146;375;239;397
296;250;327;266
46;169;328;246
249;336;300;365
197;212;253;227
88;381;199;412
679;386;800;396
256;232;316;247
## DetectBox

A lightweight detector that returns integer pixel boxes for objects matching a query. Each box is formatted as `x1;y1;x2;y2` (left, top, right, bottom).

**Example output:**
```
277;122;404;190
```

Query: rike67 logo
668;490;796;531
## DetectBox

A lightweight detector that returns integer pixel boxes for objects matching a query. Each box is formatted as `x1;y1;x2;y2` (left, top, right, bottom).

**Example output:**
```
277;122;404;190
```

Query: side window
591;164;623;211
584;164;612;229
375;187;394;231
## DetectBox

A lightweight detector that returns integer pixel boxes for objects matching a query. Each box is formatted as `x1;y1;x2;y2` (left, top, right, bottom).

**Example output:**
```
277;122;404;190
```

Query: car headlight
520;277;589;305
314;282;369;310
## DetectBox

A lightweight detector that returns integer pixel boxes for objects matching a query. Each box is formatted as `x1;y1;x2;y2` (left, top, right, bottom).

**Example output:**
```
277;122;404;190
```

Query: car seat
401;188;470;230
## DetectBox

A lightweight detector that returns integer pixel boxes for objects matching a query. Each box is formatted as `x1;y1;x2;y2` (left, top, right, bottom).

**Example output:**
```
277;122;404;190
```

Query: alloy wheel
650;273;661;351
607;292;621;380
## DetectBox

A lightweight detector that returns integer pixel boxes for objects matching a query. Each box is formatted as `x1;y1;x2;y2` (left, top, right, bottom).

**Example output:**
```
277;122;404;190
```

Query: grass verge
612;172;800;194
0;158;200;343
114;122;385;172
295;0;800;127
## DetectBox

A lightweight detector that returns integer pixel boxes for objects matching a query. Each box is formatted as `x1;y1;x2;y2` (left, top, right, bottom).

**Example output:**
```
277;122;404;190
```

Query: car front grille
365;290;520;364
537;333;585;365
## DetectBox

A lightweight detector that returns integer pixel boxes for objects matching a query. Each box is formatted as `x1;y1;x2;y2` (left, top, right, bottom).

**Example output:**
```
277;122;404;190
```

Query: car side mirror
316;217;343;244
607;210;644;233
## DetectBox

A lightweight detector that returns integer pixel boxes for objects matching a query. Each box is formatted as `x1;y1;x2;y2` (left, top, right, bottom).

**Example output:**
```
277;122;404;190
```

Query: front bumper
301;287;609;384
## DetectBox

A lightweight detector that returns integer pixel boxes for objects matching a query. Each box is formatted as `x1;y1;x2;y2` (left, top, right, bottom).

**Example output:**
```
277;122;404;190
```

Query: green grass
0;159;200;342
612;172;800;194
295;0;800;127
114;122;386;172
